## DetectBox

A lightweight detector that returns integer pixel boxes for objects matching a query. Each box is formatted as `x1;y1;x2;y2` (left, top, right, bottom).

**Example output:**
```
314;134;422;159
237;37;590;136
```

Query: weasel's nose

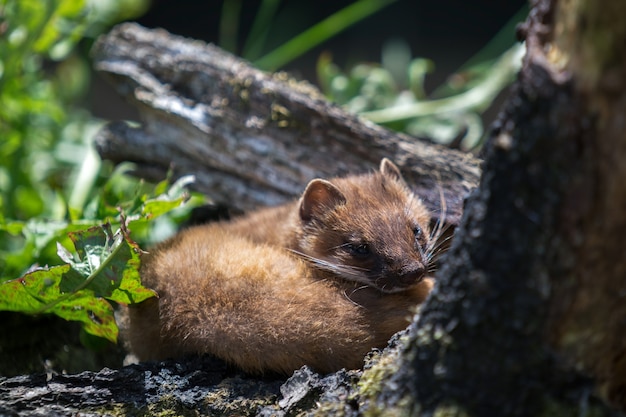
399;264;426;286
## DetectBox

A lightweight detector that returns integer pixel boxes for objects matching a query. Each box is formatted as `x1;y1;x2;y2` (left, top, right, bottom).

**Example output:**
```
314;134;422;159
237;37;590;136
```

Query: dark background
91;0;527;122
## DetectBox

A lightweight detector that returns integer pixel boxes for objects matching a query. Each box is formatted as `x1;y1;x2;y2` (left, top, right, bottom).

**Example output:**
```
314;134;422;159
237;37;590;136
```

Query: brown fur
123;159;435;374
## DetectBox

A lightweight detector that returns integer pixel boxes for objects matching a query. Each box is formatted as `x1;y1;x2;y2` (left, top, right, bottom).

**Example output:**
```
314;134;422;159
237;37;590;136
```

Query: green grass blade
361;43;524;123
254;0;397;71
457;5;528;71
431;5;528;97
219;0;243;53
241;0;282;61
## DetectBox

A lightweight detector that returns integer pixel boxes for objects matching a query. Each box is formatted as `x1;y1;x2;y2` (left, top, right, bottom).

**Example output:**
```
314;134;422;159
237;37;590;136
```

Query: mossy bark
361;0;626;414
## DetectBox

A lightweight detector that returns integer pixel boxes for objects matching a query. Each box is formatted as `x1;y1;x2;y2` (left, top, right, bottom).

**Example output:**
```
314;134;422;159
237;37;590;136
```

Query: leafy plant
0;0;149;222
0;172;195;342
0;224;147;343
316;6;528;150
0;0;183;348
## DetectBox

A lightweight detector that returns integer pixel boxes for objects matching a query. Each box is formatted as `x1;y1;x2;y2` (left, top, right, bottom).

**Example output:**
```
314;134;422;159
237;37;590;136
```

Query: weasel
123;159;437;375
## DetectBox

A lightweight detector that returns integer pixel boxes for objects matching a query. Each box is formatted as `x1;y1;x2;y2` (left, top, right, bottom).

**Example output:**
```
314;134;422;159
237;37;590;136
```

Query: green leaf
141;199;186;220
255;0;398;71
59;223;155;305
152;178;171;196
0;221;25;236
33;0;87;56
141;175;194;219
0;267;65;312
0;221;155;342
53;291;118;342
0;265;118;342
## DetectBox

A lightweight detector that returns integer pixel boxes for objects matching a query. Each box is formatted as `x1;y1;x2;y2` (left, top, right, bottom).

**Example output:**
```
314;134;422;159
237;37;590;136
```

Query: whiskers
425;229;454;261
343;284;371;307
423;183;454;275
287;249;373;286
287;249;375;303
329;242;354;251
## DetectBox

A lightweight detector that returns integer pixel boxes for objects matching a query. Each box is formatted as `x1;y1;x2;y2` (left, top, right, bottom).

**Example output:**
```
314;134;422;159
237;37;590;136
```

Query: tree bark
91;23;481;226
542;0;626;406
361;0;626;415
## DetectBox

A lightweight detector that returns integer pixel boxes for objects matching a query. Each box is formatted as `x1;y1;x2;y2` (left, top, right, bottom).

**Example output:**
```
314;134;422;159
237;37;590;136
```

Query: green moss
539;396;606;417
270;102;292;127
271;71;325;100
352;338;415;417
226;75;253;105
87;396;199;417
309;401;349;417
358;350;400;399
432;403;471;417
87;404;136;417
88;388;278;417
198;378;280;416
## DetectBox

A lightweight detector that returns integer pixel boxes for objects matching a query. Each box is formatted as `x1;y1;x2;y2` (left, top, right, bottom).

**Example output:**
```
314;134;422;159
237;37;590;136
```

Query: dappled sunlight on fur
122;159;439;375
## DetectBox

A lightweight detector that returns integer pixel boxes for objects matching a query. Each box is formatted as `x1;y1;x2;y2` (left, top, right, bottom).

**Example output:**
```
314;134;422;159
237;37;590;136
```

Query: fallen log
91;23;481;226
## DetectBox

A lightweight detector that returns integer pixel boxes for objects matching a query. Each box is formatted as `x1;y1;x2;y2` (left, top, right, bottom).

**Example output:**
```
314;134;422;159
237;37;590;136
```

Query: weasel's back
122;159;436;374
126;225;382;374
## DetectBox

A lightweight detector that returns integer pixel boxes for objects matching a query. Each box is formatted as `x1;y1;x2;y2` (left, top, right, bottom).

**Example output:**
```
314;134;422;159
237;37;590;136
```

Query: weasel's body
124;159;435;374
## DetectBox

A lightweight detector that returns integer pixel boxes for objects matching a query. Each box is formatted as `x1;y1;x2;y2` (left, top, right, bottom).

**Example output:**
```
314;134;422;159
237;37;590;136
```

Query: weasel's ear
380;158;407;185
300;179;346;222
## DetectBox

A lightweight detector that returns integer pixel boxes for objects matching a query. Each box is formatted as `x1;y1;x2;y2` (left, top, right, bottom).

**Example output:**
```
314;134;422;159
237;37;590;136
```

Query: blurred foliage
0;0;204;345
251;0;398;70
220;0;399;70
0;0;149;223
317;6;528;149
221;0;526;150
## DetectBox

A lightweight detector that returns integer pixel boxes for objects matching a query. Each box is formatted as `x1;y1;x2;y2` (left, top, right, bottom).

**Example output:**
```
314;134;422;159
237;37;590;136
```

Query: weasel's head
294;158;433;293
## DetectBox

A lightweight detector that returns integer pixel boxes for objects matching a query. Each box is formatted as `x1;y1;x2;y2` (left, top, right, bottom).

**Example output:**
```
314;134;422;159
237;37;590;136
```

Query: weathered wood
0;356;283;416
91;23;481;226
0;340;389;416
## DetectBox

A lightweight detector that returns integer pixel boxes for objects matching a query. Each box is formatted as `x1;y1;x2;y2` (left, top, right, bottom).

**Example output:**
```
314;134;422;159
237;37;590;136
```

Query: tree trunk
542;0;626;406
361;0;626;414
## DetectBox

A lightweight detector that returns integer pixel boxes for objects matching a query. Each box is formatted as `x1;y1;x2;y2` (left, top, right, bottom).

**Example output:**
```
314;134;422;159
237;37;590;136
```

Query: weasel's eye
413;226;422;239
347;243;370;256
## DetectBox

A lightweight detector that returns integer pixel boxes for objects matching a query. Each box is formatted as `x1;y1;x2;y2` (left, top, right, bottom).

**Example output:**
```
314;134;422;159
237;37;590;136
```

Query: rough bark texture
0;334;402;416
543;0;626;407
91;23;481;226
0;355;284;416
361;0;626;415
